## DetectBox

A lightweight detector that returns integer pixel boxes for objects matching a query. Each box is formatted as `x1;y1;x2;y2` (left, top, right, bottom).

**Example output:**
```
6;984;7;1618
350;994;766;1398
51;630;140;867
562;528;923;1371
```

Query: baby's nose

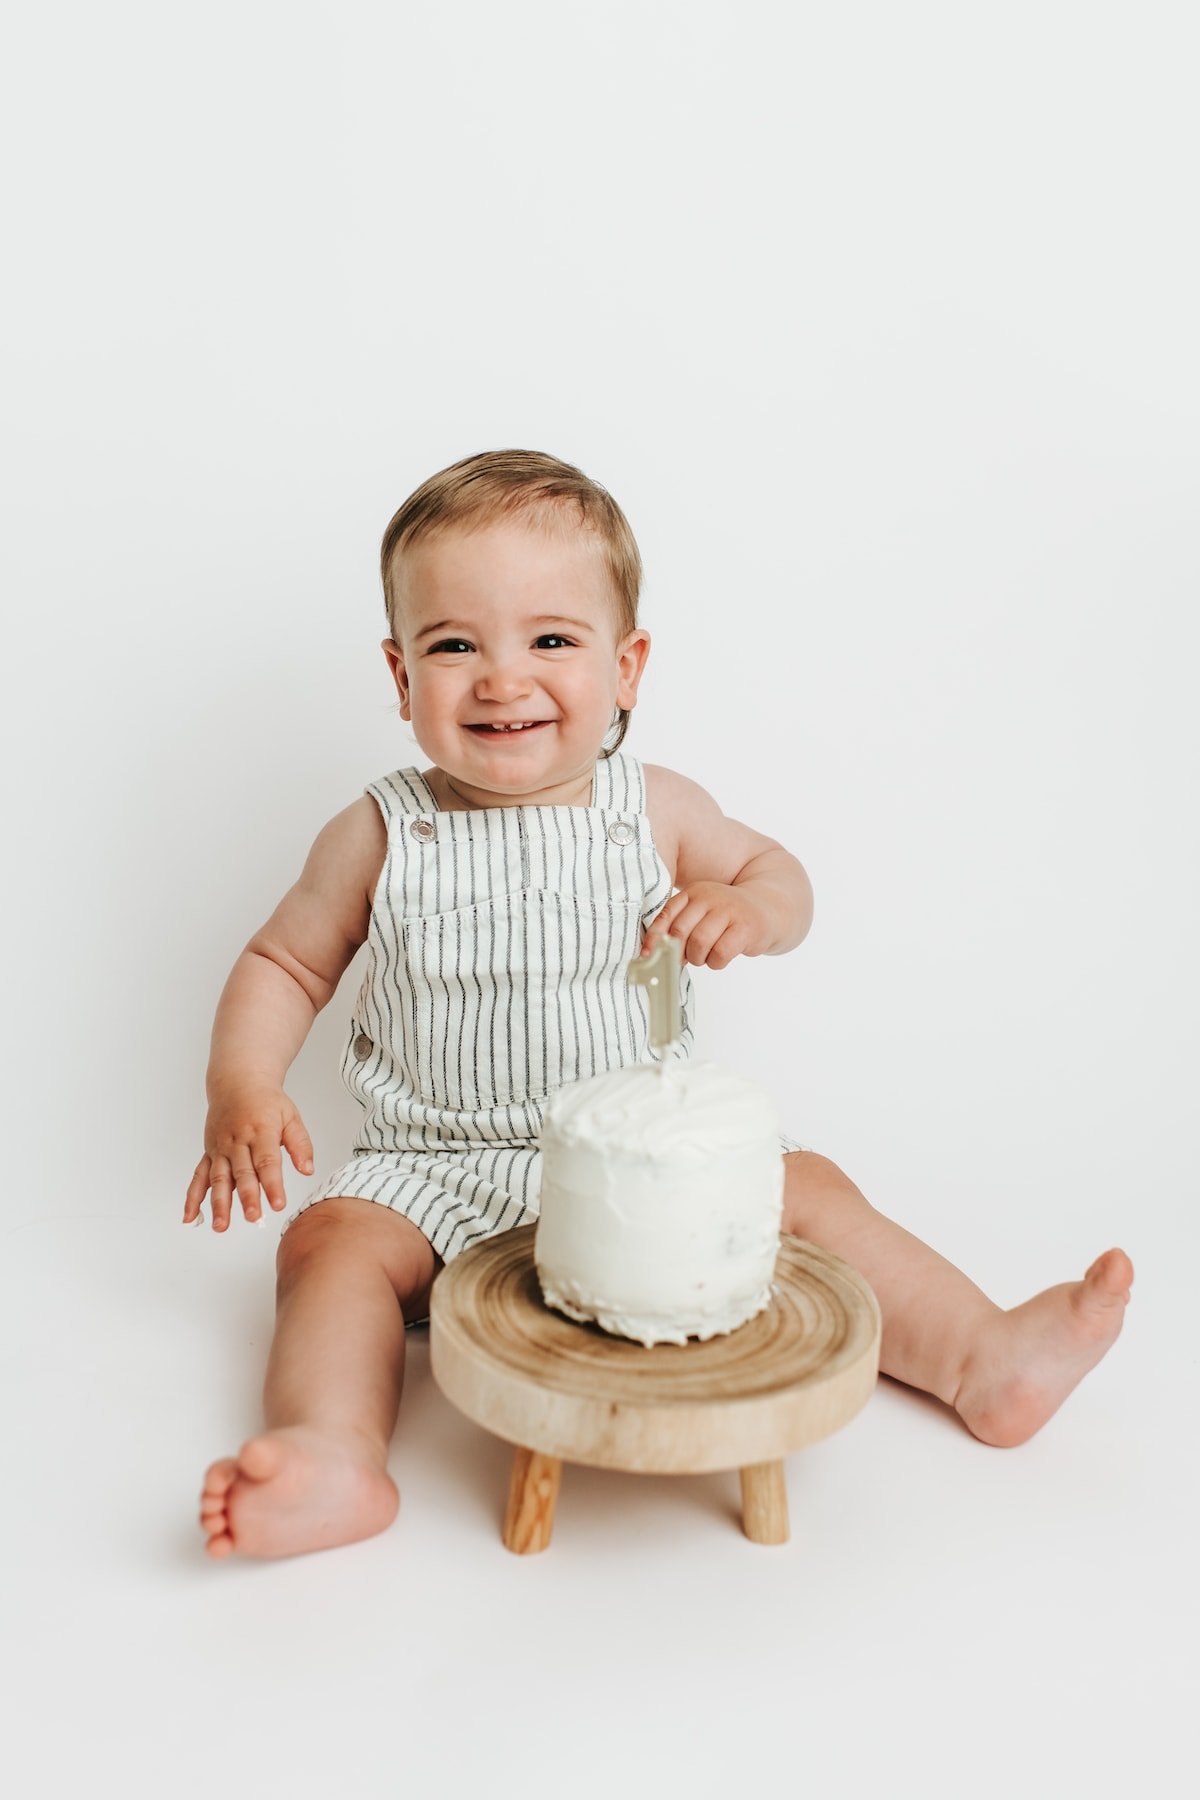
474;659;532;700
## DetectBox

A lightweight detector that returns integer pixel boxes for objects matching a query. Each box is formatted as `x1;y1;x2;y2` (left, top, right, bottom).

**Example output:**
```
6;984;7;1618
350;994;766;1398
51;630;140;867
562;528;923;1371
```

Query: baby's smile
465;719;553;735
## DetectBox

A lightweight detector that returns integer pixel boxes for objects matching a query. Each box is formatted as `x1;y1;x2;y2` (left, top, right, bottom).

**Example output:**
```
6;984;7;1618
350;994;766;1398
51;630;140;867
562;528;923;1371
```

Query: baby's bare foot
954;1248;1133;1447
199;1426;399;1559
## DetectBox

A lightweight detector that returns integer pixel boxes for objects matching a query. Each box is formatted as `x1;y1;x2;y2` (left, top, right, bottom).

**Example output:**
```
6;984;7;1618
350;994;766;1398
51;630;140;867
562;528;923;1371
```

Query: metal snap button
607;819;637;847
409;818;436;843
353;1033;373;1059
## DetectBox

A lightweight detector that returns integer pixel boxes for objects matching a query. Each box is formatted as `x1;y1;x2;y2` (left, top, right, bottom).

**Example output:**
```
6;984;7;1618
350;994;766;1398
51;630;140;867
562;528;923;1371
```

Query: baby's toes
199;1457;239;1544
200;1484;228;1524
1083;1248;1134;1306
202;1457;239;1499
200;1494;235;1555
237;1435;288;1483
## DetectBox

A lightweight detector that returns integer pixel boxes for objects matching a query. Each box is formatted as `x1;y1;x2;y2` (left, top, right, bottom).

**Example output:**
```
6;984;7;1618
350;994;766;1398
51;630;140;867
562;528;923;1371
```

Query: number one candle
627;934;683;1052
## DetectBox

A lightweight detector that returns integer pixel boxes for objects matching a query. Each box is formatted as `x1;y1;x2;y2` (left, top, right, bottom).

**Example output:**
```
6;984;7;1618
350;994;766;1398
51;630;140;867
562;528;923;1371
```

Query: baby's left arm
642;765;814;969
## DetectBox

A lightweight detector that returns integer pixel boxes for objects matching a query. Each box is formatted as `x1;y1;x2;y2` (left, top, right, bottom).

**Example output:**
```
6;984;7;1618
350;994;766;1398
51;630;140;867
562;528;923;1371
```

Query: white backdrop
3;3;1197;1796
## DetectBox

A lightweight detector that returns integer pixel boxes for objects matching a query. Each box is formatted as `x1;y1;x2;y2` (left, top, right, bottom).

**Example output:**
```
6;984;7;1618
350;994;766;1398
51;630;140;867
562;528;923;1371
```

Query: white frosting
534;1060;784;1346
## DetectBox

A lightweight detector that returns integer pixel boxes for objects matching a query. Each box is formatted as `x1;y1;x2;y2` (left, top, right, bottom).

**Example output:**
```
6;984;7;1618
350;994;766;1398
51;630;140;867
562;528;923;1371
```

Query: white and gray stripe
293;751;805;1260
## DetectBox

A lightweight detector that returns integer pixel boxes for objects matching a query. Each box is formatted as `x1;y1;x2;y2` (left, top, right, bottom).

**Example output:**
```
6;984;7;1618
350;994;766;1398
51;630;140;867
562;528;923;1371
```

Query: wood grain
502;1448;562;1554
740;1461;789;1545
431;1226;880;1475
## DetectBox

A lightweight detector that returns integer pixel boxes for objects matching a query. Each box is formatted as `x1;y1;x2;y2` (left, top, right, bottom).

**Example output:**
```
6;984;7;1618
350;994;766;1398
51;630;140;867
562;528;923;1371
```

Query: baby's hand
641;881;769;970
183;1086;314;1232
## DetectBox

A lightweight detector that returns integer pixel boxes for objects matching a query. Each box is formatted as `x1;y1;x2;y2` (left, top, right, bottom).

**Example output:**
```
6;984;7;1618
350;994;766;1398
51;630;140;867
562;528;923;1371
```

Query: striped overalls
295;750;802;1262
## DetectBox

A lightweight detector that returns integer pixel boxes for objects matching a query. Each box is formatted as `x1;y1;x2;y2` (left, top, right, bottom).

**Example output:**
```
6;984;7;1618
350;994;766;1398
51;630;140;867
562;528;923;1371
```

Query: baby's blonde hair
380;449;643;756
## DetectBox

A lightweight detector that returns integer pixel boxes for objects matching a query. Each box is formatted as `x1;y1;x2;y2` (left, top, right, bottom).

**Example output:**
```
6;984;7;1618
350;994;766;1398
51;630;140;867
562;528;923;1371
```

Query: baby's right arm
183;797;385;1232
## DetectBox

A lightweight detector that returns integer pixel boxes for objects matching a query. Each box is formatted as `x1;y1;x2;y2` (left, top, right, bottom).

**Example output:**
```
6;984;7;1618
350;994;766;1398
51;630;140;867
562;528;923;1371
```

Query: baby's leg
782;1153;1132;1446
200;1198;438;1559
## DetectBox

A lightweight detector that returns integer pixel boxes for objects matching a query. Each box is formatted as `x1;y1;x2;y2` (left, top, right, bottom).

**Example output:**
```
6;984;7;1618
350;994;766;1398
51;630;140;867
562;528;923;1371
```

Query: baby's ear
381;638;411;717
616;628;651;709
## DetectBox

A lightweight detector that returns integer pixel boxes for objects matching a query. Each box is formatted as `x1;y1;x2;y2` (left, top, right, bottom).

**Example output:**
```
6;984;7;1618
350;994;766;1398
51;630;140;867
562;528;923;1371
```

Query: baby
186;448;1133;1560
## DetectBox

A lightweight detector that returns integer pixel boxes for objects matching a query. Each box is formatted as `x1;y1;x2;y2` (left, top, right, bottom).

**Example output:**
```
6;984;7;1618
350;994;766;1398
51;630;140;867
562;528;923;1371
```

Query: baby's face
384;518;649;805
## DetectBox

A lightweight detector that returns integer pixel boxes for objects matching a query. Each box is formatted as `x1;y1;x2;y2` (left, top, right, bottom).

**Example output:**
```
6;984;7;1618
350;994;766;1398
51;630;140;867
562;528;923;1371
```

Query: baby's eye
427;639;473;655
535;634;575;649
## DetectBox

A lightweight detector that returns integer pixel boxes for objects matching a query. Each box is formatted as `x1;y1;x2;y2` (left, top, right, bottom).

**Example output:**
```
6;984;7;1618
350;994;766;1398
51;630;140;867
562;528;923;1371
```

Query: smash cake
534;1056;786;1347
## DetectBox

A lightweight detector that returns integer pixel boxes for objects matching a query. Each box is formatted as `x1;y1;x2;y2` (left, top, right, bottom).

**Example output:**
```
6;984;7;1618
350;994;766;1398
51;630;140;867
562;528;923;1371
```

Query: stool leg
502;1447;562;1554
740;1460;789;1545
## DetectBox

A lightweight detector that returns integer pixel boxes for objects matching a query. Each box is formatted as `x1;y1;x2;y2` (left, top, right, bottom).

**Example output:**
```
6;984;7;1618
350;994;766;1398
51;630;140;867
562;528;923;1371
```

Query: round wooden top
430;1226;881;1474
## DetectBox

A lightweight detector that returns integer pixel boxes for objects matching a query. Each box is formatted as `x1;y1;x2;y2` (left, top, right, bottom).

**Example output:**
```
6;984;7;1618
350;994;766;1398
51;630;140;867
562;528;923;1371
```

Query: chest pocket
399;887;643;1112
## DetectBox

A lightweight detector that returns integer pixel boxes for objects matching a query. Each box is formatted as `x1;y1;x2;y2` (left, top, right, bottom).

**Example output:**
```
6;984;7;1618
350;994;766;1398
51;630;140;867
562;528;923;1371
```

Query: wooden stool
430;1226;880;1552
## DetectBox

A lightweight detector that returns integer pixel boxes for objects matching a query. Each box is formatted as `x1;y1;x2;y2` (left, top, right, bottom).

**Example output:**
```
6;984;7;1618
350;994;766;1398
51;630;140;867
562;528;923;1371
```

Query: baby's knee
781;1150;868;1236
276;1200;347;1281
782;1149;854;1191
276;1197;438;1303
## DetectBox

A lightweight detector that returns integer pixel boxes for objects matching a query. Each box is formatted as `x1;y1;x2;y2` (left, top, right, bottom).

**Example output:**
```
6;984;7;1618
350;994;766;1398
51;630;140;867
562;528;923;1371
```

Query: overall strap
592;749;645;812
364;768;438;825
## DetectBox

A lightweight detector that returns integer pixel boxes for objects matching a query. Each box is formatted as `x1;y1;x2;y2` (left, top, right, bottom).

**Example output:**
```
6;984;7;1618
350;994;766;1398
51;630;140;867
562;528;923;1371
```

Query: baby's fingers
282;1115;315;1183
642;892;688;954
183;1158;210;1224
206;1156;236;1232
253;1144;289;1214
705;921;750;970
663;896;717;965
229;1148;263;1223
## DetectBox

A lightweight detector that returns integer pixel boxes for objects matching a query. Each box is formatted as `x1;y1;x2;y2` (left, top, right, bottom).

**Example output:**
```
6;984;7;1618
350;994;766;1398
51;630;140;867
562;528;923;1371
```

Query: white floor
5;1171;1195;1800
